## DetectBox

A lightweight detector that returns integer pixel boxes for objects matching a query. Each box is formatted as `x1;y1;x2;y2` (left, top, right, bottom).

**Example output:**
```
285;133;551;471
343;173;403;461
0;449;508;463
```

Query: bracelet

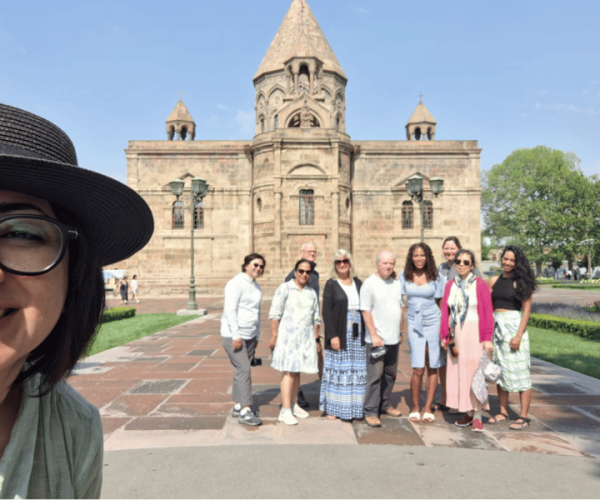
315;338;320;343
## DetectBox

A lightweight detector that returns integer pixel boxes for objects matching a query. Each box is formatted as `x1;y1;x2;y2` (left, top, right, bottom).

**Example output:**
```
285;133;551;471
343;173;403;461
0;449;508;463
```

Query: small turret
166;97;196;141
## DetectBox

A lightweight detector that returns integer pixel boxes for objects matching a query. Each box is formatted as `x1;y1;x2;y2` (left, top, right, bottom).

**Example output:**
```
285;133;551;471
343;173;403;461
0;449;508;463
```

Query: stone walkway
69;293;600;460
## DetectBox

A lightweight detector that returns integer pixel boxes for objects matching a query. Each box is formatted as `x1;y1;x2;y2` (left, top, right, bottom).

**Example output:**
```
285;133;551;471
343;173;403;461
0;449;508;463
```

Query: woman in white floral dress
269;259;321;425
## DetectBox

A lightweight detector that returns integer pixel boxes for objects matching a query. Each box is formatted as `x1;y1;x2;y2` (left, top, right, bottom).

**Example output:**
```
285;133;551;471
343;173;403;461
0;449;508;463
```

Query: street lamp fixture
170;176;209;312
405;174;445;243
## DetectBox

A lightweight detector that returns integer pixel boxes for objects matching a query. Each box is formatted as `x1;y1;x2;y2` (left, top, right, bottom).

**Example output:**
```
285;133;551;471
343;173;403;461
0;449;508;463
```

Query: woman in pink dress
440;249;494;432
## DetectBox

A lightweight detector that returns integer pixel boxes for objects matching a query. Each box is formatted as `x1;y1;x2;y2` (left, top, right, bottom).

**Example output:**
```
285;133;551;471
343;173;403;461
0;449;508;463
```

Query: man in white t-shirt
360;250;403;427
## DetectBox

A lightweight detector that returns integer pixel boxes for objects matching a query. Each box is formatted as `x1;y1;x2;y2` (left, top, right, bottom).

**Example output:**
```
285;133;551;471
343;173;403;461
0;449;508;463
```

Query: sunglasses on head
455;259;472;266
296;269;312;275
335;259;349;265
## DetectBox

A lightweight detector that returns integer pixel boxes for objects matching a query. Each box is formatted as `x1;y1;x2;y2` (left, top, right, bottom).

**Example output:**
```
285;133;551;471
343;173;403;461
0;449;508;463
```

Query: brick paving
69;291;600;459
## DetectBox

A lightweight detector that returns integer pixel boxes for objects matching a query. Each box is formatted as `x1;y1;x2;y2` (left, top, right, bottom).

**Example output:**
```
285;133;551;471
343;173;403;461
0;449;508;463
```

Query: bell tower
250;0;354;271
252;0;348;134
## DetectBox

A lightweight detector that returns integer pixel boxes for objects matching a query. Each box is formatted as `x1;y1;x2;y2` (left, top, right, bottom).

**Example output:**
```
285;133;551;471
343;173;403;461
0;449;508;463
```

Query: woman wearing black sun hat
0;102;154;498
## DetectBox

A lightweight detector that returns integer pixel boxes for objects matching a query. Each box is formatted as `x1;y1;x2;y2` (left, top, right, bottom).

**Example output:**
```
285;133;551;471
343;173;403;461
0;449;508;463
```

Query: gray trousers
222;337;257;407
363;343;400;416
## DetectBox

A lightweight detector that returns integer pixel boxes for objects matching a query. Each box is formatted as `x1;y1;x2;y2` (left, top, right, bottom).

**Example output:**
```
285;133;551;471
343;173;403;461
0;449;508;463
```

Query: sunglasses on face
455;259;472;266
335;259;349;265
253;263;265;270
296;269;312;275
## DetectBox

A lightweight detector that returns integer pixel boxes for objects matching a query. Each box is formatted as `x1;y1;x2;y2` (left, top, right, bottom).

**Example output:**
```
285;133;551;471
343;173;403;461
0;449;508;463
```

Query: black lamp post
170;177;209;311
405;174;445;243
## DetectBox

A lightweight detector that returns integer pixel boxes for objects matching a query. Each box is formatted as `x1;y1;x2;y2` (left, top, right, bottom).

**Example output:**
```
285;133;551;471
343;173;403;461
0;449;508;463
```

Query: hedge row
529;313;600;341
102;306;136;323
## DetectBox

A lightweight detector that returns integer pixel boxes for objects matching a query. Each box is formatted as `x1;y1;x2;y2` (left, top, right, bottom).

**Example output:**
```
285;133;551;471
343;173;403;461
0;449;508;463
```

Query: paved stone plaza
74;291;600;457
79;288;600;498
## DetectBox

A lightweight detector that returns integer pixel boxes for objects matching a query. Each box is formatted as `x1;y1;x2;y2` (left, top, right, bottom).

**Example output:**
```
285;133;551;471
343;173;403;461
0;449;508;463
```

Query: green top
0;374;103;499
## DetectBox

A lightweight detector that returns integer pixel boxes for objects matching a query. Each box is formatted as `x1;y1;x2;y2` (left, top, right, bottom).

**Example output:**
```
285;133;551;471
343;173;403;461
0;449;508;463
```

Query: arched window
423;201;433;229
172;200;184;229
194;199;204;230
402;201;413;229
299;189;314;225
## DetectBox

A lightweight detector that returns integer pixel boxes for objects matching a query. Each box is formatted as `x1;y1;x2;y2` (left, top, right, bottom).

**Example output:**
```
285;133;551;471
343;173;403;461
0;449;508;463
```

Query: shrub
102;306;136;323
528;313;600;341
532;302;600;322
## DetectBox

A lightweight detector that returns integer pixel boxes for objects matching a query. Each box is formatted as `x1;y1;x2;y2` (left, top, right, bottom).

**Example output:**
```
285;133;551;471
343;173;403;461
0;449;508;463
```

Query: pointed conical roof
254;0;346;80
166;98;194;124
406;101;436;126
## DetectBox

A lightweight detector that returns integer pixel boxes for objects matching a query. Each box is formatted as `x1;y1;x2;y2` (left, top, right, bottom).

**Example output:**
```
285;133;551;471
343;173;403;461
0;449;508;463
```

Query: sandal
488;412;509;424
509;417;531;430
422;412;435;423
409;411;421;423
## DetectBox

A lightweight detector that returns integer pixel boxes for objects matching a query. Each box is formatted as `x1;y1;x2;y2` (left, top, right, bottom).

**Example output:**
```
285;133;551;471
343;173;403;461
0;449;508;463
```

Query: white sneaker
278;409;298;426
293;404;309;419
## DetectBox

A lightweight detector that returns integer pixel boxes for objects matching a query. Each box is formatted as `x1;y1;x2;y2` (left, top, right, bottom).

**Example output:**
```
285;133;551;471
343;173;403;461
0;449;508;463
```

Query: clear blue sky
2;0;598;184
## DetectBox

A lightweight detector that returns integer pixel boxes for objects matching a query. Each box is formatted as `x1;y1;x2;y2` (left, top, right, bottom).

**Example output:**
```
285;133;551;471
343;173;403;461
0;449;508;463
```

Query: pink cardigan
440;277;494;343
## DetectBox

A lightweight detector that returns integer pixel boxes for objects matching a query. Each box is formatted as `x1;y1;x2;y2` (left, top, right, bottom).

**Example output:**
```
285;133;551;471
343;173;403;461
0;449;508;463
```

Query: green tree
482;146;599;274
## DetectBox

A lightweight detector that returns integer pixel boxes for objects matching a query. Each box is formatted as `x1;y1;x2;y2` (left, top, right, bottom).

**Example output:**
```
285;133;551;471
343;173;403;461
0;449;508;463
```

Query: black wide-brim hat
0;102;154;266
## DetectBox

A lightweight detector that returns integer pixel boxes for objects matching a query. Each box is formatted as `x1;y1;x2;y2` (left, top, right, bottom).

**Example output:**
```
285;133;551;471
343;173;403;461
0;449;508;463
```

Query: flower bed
529;302;600;341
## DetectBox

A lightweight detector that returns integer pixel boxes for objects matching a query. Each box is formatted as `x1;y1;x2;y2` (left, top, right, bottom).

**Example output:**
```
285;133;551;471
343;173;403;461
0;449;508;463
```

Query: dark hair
241;253;266;272
501;245;537;301
133;274;137;279
454;248;476;268
16;206;105;394
294;258;314;271
404;243;438;282
442;236;462;249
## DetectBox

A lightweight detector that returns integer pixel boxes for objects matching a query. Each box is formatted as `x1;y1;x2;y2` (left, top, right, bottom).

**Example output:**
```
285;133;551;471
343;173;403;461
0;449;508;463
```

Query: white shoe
293;404;309;419
278;410;298;426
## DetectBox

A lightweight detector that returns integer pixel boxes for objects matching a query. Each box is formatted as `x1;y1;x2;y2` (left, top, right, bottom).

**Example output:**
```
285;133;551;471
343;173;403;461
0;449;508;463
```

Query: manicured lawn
529;326;600;380
86;313;200;356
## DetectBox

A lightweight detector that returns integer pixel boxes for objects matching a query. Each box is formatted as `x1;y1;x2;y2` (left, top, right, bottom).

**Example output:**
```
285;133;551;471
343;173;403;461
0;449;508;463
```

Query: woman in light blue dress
400;243;445;424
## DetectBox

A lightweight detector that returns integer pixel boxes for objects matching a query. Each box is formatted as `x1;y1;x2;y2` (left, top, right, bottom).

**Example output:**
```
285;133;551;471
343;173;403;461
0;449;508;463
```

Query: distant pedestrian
221;253;266;426
130;274;140;303
119;276;129;304
488;245;537;430
270;259;321;425
440;249;494;432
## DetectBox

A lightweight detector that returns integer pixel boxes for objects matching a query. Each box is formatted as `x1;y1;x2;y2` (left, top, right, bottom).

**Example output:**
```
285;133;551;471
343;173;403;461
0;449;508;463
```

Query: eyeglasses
335;259;350;265
296;269;312;275
253;263;265;270
0;215;78;276
455;259;472;266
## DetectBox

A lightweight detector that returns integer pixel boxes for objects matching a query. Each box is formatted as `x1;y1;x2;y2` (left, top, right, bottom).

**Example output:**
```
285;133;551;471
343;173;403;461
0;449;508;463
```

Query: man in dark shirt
285;241;321;408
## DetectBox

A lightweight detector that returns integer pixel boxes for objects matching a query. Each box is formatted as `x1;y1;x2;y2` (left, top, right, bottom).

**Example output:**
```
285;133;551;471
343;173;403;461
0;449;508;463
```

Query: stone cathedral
123;0;482;295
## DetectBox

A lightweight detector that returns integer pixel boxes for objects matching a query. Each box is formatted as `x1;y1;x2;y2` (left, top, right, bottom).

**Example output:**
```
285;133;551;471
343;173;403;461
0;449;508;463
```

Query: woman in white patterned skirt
269;259;321;425
488;245;537;430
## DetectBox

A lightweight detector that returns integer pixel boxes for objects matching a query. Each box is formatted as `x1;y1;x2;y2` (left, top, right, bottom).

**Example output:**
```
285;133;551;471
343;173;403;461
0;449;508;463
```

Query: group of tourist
221;239;537;432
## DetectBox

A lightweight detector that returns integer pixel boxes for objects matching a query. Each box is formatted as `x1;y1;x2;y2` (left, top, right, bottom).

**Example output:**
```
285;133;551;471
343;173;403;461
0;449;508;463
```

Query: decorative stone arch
167;124;175;141
286;108;321;128
256;113;267;134
334;112;345;133
287;163;327;176
255;92;266;111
